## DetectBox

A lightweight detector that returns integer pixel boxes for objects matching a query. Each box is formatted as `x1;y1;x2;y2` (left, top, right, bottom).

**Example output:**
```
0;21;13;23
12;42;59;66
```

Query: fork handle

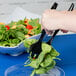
47;3;74;45
39;2;58;42
47;29;59;45
51;2;58;9
68;3;74;11
39;29;46;42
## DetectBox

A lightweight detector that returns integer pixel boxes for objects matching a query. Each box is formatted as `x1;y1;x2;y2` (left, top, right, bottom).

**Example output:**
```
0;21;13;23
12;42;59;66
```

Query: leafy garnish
0;18;41;47
24;39;60;76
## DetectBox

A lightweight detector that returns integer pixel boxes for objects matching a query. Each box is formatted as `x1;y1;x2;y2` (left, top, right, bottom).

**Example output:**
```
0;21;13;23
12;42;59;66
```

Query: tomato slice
5;25;10;30
26;25;33;30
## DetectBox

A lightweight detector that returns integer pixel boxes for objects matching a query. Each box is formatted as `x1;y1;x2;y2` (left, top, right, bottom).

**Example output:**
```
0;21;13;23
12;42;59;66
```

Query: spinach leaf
24;39;60;76
40;54;53;67
50;48;60;57
42;43;52;54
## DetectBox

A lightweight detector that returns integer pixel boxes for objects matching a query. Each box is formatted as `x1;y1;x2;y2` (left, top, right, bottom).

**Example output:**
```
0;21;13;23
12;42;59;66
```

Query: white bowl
5;63;65;76
0;34;42;56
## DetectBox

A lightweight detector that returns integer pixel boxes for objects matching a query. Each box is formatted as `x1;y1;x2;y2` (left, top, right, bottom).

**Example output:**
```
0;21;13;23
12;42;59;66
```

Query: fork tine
68;3;74;11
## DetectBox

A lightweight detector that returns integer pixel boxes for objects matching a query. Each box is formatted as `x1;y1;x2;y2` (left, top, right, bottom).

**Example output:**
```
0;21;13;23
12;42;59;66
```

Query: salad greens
0;18;41;47
24;39;60;76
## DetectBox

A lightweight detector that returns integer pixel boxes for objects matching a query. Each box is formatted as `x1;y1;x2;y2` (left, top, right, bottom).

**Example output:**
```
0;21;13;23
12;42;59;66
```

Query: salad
0;18;41;47
24;39;60;76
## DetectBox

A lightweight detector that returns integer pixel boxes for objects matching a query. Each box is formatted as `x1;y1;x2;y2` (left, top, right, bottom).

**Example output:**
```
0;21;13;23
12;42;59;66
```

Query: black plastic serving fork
47;3;74;45
30;3;74;58
29;2;58;58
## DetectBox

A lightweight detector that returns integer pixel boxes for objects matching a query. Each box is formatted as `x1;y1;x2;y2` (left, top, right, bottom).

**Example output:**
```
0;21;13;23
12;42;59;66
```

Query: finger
41;26;44;30
61;29;68;33
60;10;67;13
45;29;53;35
71;10;76;15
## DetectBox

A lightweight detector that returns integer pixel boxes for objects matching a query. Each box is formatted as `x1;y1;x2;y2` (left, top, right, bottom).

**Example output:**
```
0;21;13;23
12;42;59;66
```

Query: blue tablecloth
0;34;76;76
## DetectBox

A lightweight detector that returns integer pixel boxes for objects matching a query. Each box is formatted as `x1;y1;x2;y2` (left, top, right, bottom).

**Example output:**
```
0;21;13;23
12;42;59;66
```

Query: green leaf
35;67;47;74
46;60;56;71
42;43;52;54
0;35;3;40
31;23;41;35
16;32;25;40
50;48;60;57
40;54;53;67
27;52;45;68
30;70;36;76
36;52;45;67
28;18;39;26
24;39;37;48
16;20;25;25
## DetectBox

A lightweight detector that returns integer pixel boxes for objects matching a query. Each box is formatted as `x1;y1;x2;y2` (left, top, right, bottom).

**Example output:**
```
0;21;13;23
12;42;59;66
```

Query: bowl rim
0;33;75;48
5;64;65;76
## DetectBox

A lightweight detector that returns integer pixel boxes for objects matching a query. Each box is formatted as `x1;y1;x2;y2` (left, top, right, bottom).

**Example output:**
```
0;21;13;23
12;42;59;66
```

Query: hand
41;9;76;34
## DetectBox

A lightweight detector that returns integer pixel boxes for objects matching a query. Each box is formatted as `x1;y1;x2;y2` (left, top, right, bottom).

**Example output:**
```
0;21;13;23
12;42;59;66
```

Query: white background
0;0;76;22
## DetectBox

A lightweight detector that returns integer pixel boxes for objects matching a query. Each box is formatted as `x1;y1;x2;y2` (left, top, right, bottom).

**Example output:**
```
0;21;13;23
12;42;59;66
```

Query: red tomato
5;25;10;30
24;21;27;23
26;25;33;30
33;57;35;59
